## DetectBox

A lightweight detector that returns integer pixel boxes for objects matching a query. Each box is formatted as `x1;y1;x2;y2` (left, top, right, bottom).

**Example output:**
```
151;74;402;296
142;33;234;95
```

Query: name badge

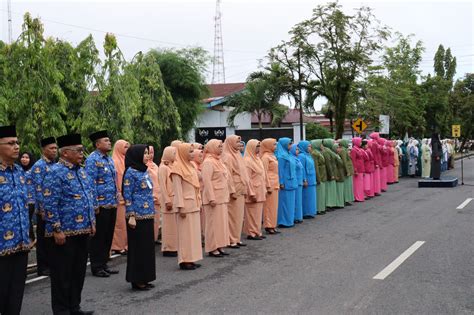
146;179;152;189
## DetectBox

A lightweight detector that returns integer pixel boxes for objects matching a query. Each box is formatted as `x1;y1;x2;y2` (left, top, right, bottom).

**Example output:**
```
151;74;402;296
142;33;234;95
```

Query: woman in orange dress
111;140;130;255
243;139;269;240
222;135;249;248
260;138;280;235
158;146;178;257
146;146;161;243
201;139;233;257
171;143;203;270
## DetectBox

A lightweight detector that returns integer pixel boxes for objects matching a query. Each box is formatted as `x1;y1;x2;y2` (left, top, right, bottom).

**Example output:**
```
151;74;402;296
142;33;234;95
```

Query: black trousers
0;251;28;315
48;235;89;315
89;207;117;272
36;213;49;275
28;204;35;241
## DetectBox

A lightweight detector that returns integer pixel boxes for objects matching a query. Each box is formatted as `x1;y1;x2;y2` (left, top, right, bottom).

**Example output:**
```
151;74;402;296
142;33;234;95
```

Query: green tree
128;51;182;152
270;2;390;139
226;76;288;138
79;33;140;147
1;13;67;155
306;122;333;140
449;73;474;148
151;48;210;139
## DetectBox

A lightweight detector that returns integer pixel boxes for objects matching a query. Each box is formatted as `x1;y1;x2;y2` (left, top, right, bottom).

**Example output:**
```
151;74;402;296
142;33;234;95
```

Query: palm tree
226;76;287;139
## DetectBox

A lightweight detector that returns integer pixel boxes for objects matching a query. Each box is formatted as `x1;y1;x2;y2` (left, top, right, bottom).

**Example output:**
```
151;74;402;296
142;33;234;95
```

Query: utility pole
212;0;225;84
297;47;304;141
7;0;13;43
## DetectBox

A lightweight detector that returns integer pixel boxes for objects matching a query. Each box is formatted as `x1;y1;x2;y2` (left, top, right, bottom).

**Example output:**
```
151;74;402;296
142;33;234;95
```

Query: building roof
251;108;317;124
203;82;246;108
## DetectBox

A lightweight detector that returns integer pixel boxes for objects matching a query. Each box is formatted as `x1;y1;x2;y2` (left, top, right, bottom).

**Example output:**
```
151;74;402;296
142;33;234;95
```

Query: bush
306;122;333;140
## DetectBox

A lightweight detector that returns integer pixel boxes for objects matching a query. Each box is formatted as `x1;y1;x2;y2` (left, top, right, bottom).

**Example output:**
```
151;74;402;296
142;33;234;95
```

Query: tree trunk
334;93;349;139
258;112;263;140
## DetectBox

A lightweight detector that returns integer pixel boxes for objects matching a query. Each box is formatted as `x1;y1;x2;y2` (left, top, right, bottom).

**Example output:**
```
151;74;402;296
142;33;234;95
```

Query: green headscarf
339;139;349;149
312;139;323;152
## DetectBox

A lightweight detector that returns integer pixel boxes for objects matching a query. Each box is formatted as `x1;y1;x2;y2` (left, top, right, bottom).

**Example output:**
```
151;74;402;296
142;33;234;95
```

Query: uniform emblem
0;176;5;184
125;200;132;206
34;167;41;174
36;185;42;192
43;189;51;196
67;173;75;180
143;202;149;209
2;203;12;212
45;166;50;172
75;215;84;223
27;179;32;185
95;162;104;167
97;196;105;201
28;193;32;198
20;176;25;184
97;178;105;184
47;211;54;218
81;171;86;179
124;179;130;186
4;230;14;240
141;182;147;189
73;194;82;200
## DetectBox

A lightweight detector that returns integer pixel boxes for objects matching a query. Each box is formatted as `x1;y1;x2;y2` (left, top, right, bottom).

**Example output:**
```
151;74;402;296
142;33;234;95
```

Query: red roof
251;109;317;124
207;83;246;98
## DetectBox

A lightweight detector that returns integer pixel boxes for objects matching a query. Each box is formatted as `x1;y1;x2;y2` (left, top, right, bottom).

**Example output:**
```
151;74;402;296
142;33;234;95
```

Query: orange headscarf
146;146;160;200
112;140;129;191
244;139;265;175
160;146;176;166
192;142;203;151
171;143;200;188
222;135;249;185
191;149;203;171
171;140;182;148
204;139;227;172
260;138;277;158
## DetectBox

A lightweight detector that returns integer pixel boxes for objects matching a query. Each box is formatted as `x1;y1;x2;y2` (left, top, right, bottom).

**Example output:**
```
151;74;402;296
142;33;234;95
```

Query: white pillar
292;123;306;143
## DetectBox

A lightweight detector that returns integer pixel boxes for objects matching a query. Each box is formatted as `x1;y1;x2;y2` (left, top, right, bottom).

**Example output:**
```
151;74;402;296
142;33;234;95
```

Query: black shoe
319;211;326;215
218;249;230;256
179;263;197;270
294;220;303;224
208;251;224;257
71;310;94;315
92;270;110;278
247;235;263;240
237;242;247;247
303;215;314;219
227;244;240;249
104;268;119;275
38;269;50;277
162;251;178;257
146;283;155;289
132;283;150;291
193;263;202;268
345;202;353;206
273;229;281;234
265;228;276;235
259;235;266;239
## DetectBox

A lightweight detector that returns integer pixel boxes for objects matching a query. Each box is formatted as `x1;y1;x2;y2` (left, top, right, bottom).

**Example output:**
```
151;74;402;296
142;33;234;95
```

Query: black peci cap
89;130;109;143
57;134;82;148
0;125;16;138
40;137;56;147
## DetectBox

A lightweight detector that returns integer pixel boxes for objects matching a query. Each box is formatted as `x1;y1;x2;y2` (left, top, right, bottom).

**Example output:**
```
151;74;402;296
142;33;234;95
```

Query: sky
1;0;473;106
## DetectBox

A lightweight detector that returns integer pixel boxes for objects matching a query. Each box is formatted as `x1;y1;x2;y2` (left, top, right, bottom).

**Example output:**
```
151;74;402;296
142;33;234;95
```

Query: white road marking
373;241;425;280
456;198;473;210
25;254;122;285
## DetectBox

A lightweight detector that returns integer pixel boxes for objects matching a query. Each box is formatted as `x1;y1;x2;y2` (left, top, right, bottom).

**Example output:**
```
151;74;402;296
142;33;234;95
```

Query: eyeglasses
64;147;84;153
0;140;20;146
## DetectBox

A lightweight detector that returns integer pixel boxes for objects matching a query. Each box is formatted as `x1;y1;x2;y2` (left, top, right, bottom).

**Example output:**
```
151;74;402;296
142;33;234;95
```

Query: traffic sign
352;118;367;134
452;124;461;138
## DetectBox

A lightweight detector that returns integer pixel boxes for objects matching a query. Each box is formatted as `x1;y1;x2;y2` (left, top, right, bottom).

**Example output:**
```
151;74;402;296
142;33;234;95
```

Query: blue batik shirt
42;159;96;237
30;157;55;214
85;150;117;209
25;169;35;205
123;168;155;220
0;163;30;256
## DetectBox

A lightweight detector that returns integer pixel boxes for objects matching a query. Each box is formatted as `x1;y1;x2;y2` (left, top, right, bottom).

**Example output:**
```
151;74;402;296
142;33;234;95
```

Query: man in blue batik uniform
0;125;30;315
30;136;58;276
43;134;96;315
85;130;119;277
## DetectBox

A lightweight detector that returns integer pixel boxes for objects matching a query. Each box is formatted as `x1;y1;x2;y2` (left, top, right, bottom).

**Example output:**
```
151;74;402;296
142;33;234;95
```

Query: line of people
0;123;455;314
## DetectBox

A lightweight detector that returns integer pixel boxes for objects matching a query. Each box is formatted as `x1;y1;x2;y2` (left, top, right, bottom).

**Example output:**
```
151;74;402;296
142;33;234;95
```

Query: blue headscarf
277;137;295;178
297;140;315;175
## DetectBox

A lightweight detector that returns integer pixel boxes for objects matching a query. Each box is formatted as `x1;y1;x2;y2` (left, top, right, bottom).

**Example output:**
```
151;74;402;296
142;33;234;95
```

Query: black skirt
126;218;156;284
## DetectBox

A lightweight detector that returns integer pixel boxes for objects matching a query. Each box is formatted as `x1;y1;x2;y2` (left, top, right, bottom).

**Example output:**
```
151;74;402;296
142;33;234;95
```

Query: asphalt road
22;157;474;314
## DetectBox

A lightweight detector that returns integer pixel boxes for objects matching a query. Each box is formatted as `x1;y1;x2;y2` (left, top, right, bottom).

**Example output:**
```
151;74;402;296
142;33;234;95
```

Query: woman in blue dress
290;144;304;224
297;141;317;218
276;138;298;228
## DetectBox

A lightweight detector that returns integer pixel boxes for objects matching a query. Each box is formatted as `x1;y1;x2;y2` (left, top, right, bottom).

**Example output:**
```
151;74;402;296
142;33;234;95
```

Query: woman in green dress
322;139;340;210
332;143;346;208
311;139;327;215
338;139;355;205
